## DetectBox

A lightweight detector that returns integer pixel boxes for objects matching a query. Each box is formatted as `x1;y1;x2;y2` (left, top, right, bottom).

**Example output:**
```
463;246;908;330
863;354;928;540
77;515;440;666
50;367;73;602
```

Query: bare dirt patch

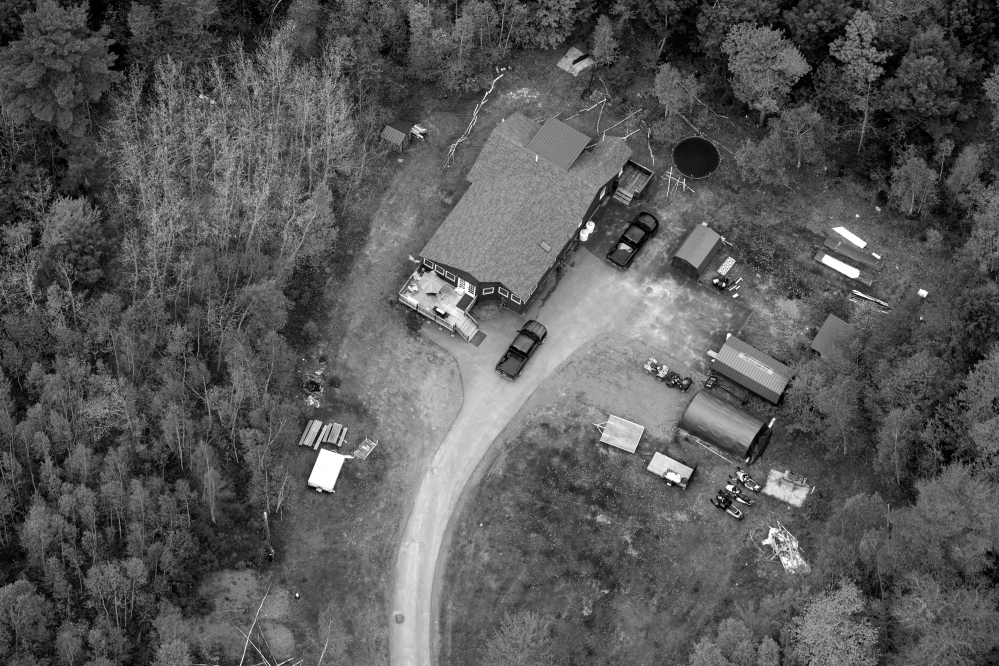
439;334;807;665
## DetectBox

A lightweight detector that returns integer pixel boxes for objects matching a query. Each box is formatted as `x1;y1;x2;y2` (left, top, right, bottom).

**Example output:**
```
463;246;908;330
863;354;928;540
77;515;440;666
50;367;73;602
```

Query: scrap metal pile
761;522;810;574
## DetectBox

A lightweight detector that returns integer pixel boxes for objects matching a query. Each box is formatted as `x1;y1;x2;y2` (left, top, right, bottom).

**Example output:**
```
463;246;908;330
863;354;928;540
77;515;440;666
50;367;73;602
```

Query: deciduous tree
791;581;877;666
893;575;999;666
889;147;939;217
696;0;779;57
944;143;985;200
721;23;810;124
0;0;118;139
772;104;828;168
985;66;999;130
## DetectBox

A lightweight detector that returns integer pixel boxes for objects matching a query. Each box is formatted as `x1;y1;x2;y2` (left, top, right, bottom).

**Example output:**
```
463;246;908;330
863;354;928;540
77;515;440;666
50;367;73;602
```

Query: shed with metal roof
712;335;792;404
526;117;591;170
811;314;854;357
381;122;412;152
678;390;772;462
671;224;723;279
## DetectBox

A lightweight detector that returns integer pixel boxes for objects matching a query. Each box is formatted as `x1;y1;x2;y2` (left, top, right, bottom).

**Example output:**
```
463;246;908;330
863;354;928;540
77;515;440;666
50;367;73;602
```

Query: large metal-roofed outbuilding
526;117;591;170
811;314;854;357
713;335;792;404
678;391;772;463
671;224;723;280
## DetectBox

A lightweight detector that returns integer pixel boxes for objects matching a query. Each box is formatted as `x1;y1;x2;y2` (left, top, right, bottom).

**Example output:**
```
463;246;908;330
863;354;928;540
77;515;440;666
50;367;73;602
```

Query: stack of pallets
297;419;348;450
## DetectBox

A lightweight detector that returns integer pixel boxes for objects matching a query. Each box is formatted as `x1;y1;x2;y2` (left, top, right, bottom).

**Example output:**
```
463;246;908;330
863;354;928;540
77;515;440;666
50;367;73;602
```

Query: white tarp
818;252;860;279
308;449;352;492
832;226;867;248
557;47;596;77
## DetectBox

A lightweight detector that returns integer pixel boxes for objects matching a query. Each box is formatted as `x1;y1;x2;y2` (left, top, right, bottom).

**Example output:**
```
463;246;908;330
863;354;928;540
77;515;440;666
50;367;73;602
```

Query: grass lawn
439;336;814;665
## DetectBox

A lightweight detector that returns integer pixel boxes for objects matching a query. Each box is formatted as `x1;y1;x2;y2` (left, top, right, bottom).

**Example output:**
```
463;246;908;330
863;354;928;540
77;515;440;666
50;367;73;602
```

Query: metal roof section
380;122;410;146
526;117;591;170
713;336;792;404
678;390;769;461
671;224;723;279
811;314;854;357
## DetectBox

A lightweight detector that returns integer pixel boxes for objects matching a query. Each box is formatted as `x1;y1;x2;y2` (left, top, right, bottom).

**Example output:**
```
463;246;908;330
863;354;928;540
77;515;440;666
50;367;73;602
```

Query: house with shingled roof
397;113;634;340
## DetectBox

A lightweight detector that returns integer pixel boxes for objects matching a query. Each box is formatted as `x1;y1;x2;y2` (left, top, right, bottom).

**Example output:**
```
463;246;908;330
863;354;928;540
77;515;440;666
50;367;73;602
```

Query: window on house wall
435;265;445;276
510;294;521;304
445;271;455;281
498;287;509;297
424;259;435;270
482;287;495;295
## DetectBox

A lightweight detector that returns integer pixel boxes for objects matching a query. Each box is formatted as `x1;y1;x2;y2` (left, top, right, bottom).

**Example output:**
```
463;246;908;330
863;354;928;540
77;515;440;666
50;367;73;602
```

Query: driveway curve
390;236;749;666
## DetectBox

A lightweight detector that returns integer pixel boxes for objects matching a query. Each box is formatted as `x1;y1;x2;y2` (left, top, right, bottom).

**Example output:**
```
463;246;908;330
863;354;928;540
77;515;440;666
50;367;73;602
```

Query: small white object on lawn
918;289;929;297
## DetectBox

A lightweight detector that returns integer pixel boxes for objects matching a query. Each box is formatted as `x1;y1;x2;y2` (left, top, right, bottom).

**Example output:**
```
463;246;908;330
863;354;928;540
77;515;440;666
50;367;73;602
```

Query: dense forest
1;0;999;664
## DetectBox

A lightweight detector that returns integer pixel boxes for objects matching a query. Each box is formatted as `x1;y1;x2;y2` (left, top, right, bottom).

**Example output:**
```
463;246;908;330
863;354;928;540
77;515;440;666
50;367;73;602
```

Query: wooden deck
398;270;479;341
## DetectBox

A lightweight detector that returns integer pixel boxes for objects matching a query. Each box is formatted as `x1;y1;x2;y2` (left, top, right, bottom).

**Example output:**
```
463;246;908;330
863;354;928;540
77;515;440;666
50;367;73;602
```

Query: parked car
606;212;659;269
495;320;548;380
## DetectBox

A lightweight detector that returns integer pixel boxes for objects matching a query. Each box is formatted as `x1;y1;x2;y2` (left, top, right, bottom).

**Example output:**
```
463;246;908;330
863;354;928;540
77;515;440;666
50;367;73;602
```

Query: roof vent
540;241;552;253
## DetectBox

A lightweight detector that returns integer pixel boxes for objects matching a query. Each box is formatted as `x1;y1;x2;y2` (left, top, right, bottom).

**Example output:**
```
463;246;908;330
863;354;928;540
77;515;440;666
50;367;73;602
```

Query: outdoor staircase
612;188;635;205
455;317;478;341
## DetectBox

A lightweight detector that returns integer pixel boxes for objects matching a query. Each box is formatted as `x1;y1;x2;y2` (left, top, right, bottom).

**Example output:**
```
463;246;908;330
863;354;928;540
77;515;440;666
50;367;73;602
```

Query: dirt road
390;228;749;666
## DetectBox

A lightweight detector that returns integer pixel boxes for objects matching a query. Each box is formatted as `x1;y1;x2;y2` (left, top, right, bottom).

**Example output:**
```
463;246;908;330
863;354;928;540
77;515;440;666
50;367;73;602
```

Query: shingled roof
421;113;631;298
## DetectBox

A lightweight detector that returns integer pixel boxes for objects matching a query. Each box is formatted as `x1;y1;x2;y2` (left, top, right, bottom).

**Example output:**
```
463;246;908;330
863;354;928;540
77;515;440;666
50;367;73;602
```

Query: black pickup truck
495;320;548;380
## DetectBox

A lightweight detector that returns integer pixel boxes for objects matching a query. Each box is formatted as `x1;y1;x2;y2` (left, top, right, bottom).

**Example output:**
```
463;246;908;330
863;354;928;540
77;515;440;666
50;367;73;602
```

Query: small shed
596;415;645;453
671;224;723;280
811;314;854;357
647;452;696;488
678;390;772;463
308;449;352;493
381;122;413;152
712;335;792;404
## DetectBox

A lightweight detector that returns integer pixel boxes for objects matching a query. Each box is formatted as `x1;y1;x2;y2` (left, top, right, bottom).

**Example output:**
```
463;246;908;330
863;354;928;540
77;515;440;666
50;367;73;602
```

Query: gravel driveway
390;207;750;666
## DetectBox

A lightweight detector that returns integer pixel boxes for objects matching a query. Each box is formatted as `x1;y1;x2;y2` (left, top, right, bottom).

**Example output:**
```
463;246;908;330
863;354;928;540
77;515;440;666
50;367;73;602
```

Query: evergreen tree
0;0;118;139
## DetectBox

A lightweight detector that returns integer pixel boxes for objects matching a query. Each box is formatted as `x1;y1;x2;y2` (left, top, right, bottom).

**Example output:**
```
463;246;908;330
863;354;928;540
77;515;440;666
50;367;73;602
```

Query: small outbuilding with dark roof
671;223;723;280
811;314;854;357
381;122;412;152
712;335;793;404
678;390;772;463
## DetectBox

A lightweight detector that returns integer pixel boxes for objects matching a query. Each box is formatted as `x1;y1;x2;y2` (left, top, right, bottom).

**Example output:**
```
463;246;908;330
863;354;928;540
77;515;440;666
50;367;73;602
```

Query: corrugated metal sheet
526;117;591;170
381;123;409;146
713;336;792;404
678;391;767;460
671;224;723;279
811;314;854;357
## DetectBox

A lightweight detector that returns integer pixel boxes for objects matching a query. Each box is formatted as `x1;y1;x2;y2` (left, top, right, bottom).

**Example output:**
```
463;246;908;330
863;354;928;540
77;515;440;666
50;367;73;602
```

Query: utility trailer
647;452;696;489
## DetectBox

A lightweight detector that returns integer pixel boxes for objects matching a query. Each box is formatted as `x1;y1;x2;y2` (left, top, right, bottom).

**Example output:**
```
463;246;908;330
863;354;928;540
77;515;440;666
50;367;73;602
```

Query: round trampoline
672;136;721;179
